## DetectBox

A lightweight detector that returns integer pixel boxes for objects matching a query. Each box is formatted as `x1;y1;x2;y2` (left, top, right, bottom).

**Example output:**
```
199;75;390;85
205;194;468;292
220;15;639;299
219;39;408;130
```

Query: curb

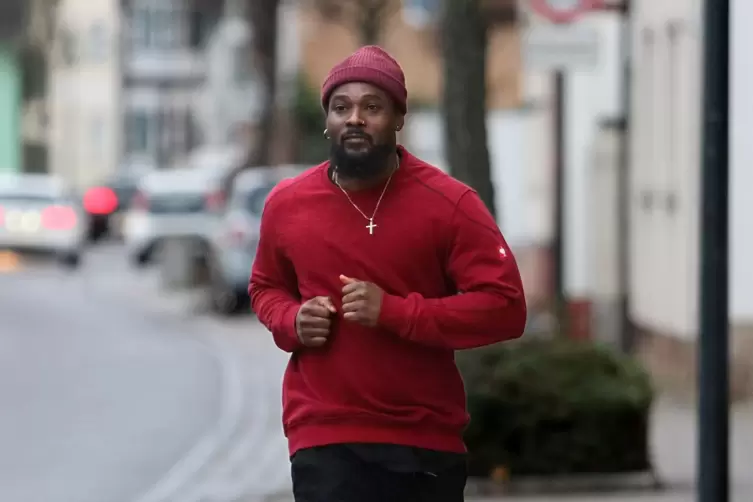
465;471;664;497
130;329;245;502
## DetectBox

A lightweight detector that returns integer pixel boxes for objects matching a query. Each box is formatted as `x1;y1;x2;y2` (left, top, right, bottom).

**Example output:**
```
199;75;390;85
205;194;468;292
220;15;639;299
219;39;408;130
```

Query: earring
323;128;329;139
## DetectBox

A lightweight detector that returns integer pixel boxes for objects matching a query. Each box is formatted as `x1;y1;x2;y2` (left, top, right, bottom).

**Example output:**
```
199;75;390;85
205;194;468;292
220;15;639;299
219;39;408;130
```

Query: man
249;45;527;502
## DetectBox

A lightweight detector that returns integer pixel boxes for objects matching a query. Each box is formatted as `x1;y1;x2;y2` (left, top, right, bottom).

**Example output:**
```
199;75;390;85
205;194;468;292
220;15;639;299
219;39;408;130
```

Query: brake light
205;190;225;211
83;186;118;215
131;191;149;211
42;205;77;230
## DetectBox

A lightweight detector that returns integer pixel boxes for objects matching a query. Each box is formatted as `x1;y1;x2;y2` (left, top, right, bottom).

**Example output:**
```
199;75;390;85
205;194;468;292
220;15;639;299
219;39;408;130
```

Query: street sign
521;0;602;70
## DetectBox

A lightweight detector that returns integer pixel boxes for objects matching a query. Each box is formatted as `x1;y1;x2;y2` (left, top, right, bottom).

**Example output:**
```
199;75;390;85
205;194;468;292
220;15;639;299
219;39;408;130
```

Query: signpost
520;0;601;331
698;0;730;500
522;0;602;70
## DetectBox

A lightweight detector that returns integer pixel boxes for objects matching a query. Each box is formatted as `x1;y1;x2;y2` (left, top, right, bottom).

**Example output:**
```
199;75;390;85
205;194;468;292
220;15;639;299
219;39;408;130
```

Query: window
128;3;185;51
125;110;152;154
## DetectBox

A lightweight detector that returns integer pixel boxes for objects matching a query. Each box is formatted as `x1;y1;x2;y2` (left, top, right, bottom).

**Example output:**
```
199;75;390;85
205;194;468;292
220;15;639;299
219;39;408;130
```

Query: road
5;245;753;502
0;244;291;502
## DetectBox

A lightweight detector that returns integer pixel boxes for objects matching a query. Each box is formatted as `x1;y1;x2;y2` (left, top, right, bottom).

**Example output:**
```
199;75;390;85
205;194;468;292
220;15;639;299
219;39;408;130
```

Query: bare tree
245;0;280;167
310;0;397;45
439;0;495;218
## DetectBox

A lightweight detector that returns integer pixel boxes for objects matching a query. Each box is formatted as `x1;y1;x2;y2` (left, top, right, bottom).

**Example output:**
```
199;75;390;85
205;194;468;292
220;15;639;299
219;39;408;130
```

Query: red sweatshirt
249;147;526;456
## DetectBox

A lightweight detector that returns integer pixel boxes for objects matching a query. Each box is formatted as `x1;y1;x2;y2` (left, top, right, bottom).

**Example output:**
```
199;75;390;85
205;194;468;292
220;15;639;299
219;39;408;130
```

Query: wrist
378;293;410;336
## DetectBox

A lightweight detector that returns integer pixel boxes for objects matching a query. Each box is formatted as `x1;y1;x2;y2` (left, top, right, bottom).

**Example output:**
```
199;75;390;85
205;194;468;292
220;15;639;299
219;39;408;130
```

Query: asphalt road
0;244;292;502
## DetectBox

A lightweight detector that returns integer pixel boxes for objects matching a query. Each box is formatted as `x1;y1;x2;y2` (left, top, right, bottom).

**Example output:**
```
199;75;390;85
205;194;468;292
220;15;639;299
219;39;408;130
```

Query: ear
396;115;405;132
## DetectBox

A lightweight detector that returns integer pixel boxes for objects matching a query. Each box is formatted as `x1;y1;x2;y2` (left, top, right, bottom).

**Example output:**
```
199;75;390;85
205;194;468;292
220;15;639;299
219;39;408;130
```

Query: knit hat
321;45;408;114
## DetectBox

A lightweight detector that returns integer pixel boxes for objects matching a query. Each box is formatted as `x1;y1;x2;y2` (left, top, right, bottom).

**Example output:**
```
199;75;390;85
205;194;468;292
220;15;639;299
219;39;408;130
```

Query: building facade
48;0;221;191
630;0;753;397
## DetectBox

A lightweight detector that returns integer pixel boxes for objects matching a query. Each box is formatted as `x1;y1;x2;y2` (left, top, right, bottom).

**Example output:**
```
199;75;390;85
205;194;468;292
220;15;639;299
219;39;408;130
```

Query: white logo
498;246;507;258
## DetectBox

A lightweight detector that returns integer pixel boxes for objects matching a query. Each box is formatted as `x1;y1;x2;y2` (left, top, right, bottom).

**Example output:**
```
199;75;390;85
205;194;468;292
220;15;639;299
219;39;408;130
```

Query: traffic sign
521;0;602;70
530;0;601;24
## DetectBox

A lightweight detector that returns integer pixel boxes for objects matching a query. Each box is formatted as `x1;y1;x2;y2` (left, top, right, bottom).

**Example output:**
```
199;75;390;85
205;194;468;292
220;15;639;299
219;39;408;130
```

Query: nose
345;109;365;128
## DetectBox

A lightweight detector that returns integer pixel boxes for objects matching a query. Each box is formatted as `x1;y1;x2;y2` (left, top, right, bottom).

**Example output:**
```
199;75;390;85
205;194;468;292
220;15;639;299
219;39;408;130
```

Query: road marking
130;327;245;502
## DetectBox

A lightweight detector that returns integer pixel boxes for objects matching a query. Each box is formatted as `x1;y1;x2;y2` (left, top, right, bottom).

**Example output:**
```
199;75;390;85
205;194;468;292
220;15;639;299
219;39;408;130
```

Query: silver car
0;174;85;268
206;165;308;314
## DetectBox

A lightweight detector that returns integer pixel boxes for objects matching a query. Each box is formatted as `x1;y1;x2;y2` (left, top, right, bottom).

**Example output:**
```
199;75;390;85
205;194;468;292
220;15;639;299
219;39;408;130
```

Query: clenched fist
296;296;337;347
340;275;384;328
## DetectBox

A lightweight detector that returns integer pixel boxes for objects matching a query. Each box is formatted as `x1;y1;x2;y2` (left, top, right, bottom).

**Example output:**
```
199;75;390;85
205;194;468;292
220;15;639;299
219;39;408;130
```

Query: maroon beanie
321;45;408;114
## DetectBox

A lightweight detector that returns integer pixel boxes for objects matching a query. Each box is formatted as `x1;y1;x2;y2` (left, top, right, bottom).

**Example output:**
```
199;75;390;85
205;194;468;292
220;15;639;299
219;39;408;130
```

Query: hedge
457;337;654;477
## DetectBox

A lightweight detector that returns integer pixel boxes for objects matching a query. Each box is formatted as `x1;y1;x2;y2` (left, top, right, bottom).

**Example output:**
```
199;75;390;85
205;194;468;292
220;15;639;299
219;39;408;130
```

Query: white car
122;146;246;267
0;174;85;267
122;167;234;267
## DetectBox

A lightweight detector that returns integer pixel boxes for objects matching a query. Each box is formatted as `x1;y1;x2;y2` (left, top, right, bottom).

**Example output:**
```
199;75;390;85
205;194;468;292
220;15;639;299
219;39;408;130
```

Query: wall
521;11;622;334
0;46;21;172
49;0;121;190
629;0;703;339
629;0;753;397
730;0;753;324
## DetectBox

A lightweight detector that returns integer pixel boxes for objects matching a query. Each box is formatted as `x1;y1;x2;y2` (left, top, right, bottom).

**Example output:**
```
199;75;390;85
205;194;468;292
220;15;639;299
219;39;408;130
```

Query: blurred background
1;0;751;500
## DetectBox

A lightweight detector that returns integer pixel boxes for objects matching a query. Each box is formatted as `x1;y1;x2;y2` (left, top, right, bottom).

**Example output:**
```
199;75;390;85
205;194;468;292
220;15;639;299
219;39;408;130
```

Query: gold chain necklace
333;159;399;235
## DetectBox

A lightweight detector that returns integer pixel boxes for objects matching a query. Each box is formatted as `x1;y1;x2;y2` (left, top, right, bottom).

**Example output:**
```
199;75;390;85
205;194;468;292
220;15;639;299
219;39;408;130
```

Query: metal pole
616;0;633;353
552;69;566;333
697;0;730;499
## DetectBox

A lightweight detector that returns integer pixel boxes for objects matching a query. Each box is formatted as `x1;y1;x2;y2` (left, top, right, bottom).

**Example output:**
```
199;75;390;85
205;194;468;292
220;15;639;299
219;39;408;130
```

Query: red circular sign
529;0;602;24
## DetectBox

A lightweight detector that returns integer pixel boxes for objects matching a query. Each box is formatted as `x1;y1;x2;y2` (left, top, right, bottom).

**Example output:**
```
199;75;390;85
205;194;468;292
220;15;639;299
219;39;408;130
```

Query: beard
330;140;395;180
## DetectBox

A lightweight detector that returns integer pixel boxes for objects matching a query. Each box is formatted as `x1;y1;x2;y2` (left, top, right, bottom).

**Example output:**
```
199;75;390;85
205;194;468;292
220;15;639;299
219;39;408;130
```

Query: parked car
205;165;308;314
122;168;222;267
0;173;86;268
82;169;146;242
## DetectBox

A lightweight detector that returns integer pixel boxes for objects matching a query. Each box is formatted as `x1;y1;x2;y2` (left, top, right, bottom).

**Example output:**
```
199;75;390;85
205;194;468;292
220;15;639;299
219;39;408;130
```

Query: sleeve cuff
281;303;303;351
378;293;410;337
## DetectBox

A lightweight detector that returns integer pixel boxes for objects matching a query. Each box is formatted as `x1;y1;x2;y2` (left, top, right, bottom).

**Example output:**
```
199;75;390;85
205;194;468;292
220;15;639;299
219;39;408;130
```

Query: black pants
291;445;467;502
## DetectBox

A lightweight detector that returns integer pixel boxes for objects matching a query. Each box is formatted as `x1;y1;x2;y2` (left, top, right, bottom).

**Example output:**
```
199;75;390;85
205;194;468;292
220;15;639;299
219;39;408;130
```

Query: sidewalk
468;397;753;501
264;398;753;501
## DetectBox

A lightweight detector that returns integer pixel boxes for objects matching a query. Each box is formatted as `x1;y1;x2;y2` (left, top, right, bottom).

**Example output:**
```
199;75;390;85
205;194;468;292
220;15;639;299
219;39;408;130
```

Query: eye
367;103;380;111
332;104;347;112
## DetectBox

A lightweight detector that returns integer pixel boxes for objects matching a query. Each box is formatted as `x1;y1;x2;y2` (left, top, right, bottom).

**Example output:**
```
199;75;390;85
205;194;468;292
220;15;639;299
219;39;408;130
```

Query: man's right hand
295;296;337;347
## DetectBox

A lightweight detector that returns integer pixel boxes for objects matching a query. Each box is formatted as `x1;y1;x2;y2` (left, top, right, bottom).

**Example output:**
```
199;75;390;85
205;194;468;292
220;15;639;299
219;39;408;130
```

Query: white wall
629;0;703;339
730;0;753;323
522;13;623;302
404;109;537;249
49;0;122;190
563;12;623;300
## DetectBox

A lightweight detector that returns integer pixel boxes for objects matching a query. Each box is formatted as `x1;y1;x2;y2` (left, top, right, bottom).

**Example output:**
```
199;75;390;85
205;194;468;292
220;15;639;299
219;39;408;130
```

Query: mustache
340;129;373;141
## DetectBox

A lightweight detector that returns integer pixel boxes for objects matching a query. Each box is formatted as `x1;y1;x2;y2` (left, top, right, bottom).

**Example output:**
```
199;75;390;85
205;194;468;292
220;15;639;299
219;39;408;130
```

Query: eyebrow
331;93;385;102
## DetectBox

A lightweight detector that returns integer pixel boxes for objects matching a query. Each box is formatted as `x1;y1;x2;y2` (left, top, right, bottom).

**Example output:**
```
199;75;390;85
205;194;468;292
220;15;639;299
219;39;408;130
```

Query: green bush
457;337;654;477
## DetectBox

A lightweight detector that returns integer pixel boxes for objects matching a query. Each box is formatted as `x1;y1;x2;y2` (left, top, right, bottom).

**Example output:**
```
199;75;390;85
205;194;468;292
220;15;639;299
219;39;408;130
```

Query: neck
334;150;399;191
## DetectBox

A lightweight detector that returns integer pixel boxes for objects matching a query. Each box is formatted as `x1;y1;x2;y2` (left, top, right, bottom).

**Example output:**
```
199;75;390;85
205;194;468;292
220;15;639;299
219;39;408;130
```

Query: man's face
326;82;405;179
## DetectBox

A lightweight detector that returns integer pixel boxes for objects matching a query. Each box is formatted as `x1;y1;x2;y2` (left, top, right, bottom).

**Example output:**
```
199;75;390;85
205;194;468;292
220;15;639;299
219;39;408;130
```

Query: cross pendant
366;219;377;235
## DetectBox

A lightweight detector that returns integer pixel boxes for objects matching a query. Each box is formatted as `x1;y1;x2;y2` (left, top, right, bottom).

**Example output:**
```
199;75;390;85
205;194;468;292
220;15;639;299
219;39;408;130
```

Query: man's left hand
340;275;383;327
